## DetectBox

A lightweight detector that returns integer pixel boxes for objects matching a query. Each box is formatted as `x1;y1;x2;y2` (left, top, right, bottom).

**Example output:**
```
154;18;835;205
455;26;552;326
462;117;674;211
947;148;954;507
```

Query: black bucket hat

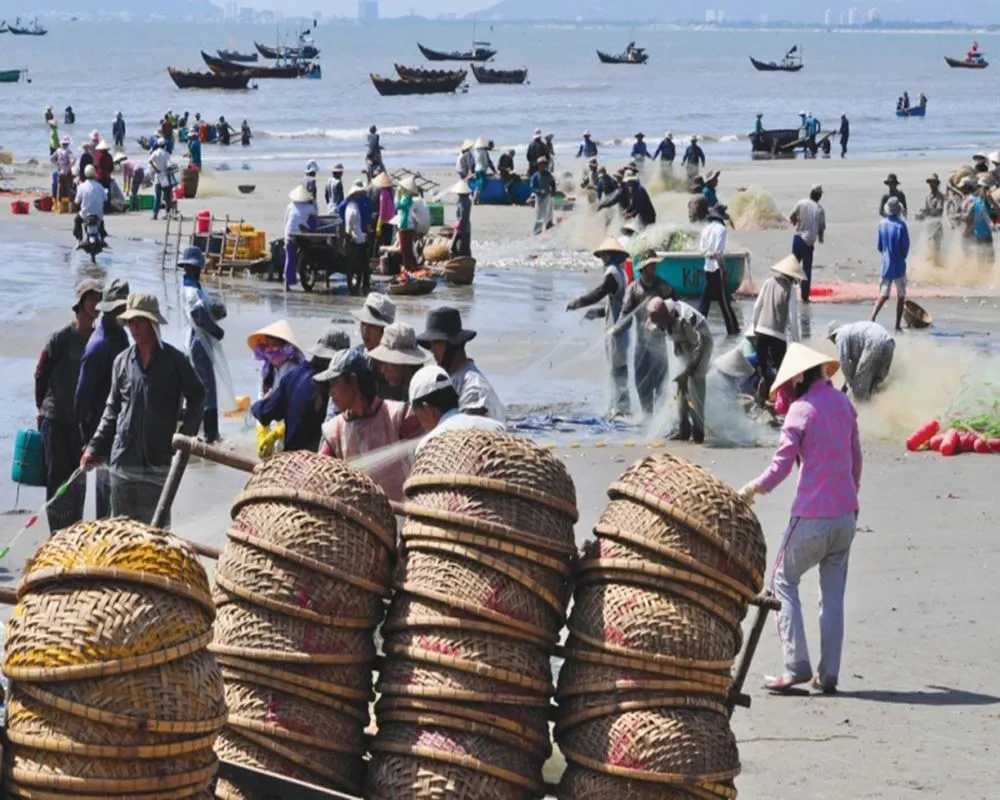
417;306;476;348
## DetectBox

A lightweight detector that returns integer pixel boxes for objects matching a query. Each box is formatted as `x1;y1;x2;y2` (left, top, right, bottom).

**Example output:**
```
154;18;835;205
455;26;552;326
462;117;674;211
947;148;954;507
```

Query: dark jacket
36;323;90;425
627;184;657;226
112;118;126;141
682;144;705;167
654;138;676;162
596;174;618;200
576;139;598;158
526;139;548;174
251;361;325;452
75;317;129;443
498;152;515;176
87;342;205;468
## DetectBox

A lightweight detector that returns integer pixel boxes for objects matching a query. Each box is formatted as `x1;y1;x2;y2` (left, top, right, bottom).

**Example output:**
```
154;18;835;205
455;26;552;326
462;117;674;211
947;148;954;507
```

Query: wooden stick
171;434;257;473
728;590;780;716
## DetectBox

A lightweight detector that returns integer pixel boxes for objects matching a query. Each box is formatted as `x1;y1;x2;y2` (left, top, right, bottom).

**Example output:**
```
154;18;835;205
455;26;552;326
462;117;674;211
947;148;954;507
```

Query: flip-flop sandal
764;674;810;694
811;677;838;695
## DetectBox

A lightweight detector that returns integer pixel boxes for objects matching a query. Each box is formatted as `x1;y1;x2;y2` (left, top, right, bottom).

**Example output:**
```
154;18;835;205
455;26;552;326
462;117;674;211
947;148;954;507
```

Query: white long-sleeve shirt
283;200;313;240
699;220;727;273
148;148;171;187
343;200;365;244
74;181;108;219
751;275;801;343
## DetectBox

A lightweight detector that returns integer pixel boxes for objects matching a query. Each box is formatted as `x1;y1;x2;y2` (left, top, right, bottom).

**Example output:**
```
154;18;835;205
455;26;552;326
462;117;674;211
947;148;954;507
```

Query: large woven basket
4;584;214;681
7;784;214;800
556;690;728;735
558;765;735;799
378;655;552;707
608;454;765;592
211;590;375;665
214;654;372;707
560;638;733;690
557;708;740;788
20;518;212;611
556;657;730;705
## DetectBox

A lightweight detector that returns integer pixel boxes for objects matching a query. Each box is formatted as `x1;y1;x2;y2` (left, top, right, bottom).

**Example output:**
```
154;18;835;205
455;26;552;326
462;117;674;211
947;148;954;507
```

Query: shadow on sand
835;685;1000;707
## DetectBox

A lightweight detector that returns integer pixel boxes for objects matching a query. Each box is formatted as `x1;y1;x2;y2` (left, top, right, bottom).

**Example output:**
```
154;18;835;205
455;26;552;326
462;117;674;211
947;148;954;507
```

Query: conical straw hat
770;342;839;397
592;236;628;258
247;320;301;353
771;255;806;282
713;348;755;380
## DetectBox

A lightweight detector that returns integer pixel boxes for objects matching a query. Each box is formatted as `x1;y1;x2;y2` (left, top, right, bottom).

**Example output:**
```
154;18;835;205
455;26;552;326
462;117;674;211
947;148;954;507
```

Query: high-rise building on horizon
358;0;378;23
824;8;833;25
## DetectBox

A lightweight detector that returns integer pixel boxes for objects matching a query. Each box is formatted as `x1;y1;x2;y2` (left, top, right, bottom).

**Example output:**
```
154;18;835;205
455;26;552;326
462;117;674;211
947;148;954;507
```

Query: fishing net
728;190;786;230
945;366;1000;436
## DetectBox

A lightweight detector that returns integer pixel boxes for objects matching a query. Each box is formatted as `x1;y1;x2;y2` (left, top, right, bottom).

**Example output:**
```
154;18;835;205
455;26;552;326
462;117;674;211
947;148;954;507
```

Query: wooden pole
171;434;256;473
728;590;781;716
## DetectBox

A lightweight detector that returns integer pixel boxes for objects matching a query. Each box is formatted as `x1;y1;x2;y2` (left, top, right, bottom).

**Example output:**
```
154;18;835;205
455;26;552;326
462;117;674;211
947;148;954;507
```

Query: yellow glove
738;482;758;504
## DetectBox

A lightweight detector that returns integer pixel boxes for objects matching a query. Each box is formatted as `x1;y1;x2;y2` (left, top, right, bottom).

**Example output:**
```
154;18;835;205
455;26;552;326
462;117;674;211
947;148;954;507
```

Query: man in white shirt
147;139;172;221
73;165;108;243
697;205;739;335
409;365;504;453
342;180;370;296
789;184;826;302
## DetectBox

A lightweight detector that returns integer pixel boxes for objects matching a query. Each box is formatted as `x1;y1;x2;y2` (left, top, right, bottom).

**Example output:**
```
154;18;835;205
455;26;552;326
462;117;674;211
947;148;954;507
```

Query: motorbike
78;215;107;263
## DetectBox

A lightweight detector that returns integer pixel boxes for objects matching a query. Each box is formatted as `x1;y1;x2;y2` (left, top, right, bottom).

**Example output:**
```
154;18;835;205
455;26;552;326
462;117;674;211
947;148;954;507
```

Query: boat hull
654;252;748;297
749;56;803;72
255;41;319;60
750;129;801;159
896;106;926;117
418;43;495;62
467;176;533;205
470;64;528;84
597;49;648;64
167;68;251;90
0;68;23;83
202;51;300;78
371;72;466;96
395;63;466;81
944;56;988;68
217;50;258;62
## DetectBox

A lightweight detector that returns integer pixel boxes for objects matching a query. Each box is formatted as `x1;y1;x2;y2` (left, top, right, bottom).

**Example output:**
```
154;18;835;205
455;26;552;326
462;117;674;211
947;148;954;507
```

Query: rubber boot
203;408;221;444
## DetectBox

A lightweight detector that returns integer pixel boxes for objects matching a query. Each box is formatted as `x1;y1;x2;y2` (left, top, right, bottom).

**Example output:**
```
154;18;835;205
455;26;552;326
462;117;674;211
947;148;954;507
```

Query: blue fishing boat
896;105;926;118
654;251;749;298
467;176;533;205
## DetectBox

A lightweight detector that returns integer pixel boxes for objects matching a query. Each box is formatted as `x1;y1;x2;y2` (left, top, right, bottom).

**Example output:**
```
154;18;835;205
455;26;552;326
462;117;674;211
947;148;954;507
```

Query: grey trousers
533;195;553;235
772;513;856;687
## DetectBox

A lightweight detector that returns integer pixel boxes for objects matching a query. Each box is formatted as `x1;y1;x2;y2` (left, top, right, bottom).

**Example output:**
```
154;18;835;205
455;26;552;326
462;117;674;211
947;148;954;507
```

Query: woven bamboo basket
556;691;728;734
367;722;546;800
214;654;372;706
608;454;766;592
556;658;730;705
442;256;476;285
559;638;733;690
556;708;740;788
7;784;214;800
4;584;214;681
211;590;376;664
558;765;735;800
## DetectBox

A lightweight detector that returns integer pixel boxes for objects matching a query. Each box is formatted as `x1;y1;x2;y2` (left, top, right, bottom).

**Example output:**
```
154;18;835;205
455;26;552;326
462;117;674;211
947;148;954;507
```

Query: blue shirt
971;197;993;241
530;170;556;197
631;141;651;159
576;139;598;158
702;185;718;206
876;216;909;280
654;139;676;161
187;137;201;169
74;316;129;444
251;362;326;452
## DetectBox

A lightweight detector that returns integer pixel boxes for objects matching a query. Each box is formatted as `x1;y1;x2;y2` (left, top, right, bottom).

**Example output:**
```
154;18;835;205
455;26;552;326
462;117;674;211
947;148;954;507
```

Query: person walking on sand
526;128;547;176
827;320;895;401
739;343;861;695
838;114;849;158
914;173;945;266
324;164;344;215
449;180;473;257
576;130;598;159
682;135;705;179
789;184;826;303
872;196;910;332
750;255;805;402
530;158;557;235
395;176;420;271
698;206;740;336
654;132;676;164
81;293;206;527
878;173;907;218
51;136;75;205
283;184;317;289
35;279;101;532
148;139;173;221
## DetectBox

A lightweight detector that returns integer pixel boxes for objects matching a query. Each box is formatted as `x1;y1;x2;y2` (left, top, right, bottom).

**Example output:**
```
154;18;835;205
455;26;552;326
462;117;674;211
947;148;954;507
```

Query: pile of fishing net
728;189;786;230
554;453;766;798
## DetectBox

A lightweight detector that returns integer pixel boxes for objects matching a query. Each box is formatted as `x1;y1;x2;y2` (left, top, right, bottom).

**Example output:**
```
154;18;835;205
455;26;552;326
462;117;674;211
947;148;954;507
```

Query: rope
0;468;84;560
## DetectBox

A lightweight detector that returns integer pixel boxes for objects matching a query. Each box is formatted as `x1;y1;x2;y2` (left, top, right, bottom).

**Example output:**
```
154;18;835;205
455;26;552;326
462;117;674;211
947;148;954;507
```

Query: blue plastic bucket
12;428;45;487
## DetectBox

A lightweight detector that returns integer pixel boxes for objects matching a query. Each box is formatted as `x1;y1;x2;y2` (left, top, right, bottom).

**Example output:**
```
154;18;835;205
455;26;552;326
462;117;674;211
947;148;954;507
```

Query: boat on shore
470;64;528;85
168;68;251;90
371;72;466;96
217;49;258;62
418;42;495;62
0;67;26;83
395;63;466;81
945;55;988;69
201;51;303;79
655;251;749;298
597;44;648;64
255;41;319;60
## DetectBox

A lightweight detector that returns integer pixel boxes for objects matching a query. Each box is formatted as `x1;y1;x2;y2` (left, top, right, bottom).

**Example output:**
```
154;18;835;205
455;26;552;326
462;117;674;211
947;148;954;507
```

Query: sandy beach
1;151;999;797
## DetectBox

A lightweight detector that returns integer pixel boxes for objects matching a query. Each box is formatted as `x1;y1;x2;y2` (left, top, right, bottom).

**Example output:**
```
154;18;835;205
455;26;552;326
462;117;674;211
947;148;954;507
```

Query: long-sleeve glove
738;481;759;504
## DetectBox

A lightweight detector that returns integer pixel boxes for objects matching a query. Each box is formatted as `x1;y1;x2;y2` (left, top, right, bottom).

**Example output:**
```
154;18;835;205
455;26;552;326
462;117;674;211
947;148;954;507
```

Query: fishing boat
944;55;988;69
749;128;800;159
371;72;466;96
0;67;25;83
418;42;496;62
896;105;926;118
749;49;803;73
470;64;528;85
655;251;749;298
8;18;46;35
201;51;302;79
255;41;320;60
167;68;251;90
597;42;648;64
217;49;258;62
395;63;466;81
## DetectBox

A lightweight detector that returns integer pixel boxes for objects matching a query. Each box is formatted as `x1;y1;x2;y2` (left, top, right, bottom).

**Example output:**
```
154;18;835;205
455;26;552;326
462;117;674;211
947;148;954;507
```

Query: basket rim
232;486;396;555
6;755;218;793
383;642;553;695
226;528;391;599
4;630;214;683
377;682;552;707
5;780;212;800
608;481;763;587
227;714;366;756
578;556;745;606
556;677;726;701
4;727;218;760
559;746;740;792
383;611;551;648
14;681;227;735
376;709;537;754
221;666;369;722
404;473;580;522
402;502;577;559
369;740;546;794
562;627;735;674
18;567;215;616
214;572;381;629
209;641;374;666
557;644;732;688
215;654;372;703
556;769;730;800
554;696;728;735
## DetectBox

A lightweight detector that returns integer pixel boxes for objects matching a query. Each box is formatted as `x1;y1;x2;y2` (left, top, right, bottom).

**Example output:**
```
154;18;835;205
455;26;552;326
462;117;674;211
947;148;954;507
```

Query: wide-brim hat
971;153;987;162
449;180;471;196
289;185;312;203
369;322;427;366
593;236;628;258
883;173;900;185
345;179;367;199
60;136;71;146
706;168;721;182
399;176;419;195
713;348;754;380
118;292;168;326
352;292;396;328
72;279;102;312
307;326;351;360
926;173;941;184
96;140;111;151
988;151;1000;164
247;320;300;352
771;254;806;282
958;176;976;190
96;278;130;313
473;137;487;148
372;172;393;189
461;139;475;151
113;153;128;164
635;132;645;138
417;306;476;347
770;342;839;398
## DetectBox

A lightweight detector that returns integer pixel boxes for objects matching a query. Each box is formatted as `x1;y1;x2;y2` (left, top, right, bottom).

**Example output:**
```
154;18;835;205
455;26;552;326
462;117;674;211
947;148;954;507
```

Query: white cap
408;364;453;404
533;128;542;137
352;292;396;327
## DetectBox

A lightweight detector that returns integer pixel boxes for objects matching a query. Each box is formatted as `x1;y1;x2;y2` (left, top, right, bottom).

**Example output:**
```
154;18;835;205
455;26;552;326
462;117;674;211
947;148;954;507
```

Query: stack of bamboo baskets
555;453;767;799
2;519;226;799
367;430;579;799
210;450;396;799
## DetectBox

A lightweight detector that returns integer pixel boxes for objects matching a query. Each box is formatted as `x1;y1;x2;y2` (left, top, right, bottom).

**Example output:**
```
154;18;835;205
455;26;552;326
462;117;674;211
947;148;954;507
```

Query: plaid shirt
755;380;862;518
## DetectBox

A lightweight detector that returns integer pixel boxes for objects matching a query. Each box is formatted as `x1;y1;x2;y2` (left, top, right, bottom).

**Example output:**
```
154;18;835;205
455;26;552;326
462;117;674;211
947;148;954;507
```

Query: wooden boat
394;63;466;81
597;45;648;64
202;50;303;78
0;68;24;83
654;251;749;298
388;275;437;296
167;68;251;90
903;300;933;329
470;64;528;85
896;105;926;118
371;72;466;96
945;56;988;69
749;55;803;72
255;41;319;60
7;19;46;35
418;42;495;62
217;49;258;62
749;128;801;159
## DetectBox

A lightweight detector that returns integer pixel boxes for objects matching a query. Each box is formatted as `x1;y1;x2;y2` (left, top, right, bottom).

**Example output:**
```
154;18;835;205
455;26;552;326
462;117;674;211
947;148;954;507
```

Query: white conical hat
770;342;839;397
399;176;419;195
592;236;628;257
771;254;806;282
289;185;312;203
449;180;471;196
713;348;754;380
247;320;301;353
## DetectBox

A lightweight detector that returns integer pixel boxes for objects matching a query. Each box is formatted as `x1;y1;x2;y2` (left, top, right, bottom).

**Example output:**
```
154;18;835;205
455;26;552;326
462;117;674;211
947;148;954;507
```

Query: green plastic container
136;194;155;211
428;202;444;227
12;428;45;487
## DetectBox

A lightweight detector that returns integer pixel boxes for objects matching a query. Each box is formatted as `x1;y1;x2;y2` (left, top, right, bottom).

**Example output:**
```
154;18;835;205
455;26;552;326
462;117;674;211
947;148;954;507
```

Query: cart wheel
298;251;316;292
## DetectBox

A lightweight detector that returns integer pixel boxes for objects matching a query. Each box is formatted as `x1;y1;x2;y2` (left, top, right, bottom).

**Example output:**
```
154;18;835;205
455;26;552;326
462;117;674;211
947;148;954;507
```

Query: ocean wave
256;125;420;140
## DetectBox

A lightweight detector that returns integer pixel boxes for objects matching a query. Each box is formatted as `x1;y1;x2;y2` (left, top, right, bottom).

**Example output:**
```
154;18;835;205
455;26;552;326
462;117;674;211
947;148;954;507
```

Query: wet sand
1;154;999;797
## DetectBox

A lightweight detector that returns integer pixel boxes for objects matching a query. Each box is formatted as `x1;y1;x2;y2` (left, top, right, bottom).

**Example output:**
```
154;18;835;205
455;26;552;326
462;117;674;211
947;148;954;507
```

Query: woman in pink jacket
740;343;862;695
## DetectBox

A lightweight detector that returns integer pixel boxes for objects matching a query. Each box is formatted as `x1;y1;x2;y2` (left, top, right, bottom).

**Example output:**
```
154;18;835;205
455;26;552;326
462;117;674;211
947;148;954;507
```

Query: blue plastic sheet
507;413;639;434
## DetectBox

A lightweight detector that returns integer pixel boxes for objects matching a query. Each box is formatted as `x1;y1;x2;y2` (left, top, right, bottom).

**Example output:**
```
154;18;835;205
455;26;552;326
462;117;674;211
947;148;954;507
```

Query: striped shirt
755;380;862;518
